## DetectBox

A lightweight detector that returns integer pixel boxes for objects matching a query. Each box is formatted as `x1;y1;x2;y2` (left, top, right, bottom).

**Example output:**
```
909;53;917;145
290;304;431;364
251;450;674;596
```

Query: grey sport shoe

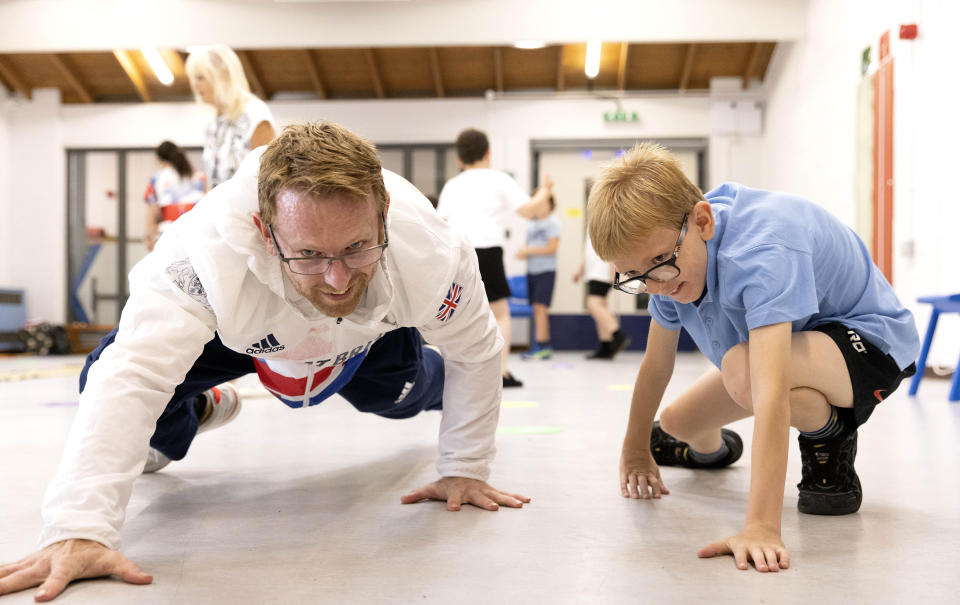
142;384;242;473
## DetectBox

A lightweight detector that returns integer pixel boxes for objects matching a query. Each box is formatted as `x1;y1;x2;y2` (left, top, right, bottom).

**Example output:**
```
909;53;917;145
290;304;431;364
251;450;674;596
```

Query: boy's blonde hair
587;142;704;260
185;45;253;121
257;122;387;226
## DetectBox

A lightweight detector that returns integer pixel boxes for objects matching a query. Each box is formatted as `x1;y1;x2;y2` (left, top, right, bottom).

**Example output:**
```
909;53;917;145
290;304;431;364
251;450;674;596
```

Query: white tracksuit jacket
39;150;503;550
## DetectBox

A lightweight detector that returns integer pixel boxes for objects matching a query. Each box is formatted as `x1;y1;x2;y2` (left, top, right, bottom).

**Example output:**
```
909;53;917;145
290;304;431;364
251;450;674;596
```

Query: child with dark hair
143;141;205;251
454;128;490;165
438;128;553;387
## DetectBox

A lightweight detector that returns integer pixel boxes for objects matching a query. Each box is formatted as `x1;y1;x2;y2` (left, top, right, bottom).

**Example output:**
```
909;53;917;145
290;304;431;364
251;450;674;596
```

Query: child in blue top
587;143;919;573
516;195;561;359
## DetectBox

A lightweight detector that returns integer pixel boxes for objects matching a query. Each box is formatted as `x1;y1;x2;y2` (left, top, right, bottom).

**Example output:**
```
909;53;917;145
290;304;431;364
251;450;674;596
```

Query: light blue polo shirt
525;215;562;275
648;183;920;370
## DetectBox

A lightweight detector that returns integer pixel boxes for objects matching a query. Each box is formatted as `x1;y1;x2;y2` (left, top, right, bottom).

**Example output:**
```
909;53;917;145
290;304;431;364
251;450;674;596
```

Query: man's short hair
456;128;489;165
587;143;703;260
258;122;388;226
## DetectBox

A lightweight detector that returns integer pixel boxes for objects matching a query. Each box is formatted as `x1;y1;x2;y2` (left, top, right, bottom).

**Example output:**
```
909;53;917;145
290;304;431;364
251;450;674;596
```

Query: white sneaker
143;448;171;473
142;384;242;473
196;383;242;435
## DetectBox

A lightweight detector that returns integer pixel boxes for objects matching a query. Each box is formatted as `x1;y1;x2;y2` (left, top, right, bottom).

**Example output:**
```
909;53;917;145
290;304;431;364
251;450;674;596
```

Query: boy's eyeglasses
268;213;389;275
613;214;688;295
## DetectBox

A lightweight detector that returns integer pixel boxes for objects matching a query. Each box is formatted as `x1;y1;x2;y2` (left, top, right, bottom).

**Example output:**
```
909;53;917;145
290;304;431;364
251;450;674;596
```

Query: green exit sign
604;110;639;123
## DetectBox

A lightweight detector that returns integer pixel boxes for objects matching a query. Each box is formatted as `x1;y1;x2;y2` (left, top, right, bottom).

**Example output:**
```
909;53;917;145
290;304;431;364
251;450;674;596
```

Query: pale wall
761;0;960;366
1;89;65;321
0;94;10;286
898;0;960;368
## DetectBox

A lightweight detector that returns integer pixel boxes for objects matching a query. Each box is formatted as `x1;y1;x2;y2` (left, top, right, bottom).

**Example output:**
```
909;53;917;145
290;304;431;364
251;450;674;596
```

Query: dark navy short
812;321;916;427
527;271;556;306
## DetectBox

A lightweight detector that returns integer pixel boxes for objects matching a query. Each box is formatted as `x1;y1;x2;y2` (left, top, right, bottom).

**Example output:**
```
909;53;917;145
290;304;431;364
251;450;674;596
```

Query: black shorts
475;247;510;302
812;322;916;427
527;271;556;306
587;280;612;297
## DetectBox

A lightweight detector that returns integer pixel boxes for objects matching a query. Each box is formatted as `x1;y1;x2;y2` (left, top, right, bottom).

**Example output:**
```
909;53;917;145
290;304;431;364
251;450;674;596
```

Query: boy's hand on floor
698;524;790;572
620;447;670;499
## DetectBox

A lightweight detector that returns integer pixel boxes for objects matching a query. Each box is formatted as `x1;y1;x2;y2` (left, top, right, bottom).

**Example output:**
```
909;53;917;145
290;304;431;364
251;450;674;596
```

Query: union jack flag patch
436;282;463;322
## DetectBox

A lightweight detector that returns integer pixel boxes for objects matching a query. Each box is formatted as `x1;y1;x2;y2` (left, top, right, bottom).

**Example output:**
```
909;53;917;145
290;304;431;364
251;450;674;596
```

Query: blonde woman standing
186;45;277;189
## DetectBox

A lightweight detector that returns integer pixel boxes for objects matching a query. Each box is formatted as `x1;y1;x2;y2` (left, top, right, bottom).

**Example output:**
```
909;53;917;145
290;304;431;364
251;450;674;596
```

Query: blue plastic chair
909;293;960;401
507;275;533;318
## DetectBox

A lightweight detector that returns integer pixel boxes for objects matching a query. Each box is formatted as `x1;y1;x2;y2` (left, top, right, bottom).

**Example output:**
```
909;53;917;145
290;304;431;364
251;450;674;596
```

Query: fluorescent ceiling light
584;40;602;79
514;40;546;49
275;0;411;3
142;47;174;86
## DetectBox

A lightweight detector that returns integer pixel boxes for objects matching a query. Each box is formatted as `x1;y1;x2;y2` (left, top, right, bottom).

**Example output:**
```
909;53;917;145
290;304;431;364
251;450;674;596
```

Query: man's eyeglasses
613;214;688;295
268;213;389;276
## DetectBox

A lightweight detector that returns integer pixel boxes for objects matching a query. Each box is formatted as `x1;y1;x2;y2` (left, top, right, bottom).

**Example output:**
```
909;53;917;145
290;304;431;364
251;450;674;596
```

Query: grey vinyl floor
1;351;958;604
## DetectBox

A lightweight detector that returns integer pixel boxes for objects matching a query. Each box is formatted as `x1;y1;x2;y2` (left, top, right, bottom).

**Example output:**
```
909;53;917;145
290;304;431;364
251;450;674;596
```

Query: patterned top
202;95;275;189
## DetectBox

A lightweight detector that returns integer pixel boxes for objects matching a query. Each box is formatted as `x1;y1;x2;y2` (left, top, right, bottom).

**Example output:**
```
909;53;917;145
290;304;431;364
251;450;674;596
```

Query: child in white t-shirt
573;232;630;359
437;128;553;387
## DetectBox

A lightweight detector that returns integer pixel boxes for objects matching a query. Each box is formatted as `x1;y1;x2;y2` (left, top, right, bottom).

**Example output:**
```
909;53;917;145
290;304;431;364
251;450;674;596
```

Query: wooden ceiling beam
364;49;385;99
555;45;565;92
301;49;327;100
160;48;186;79
0;56;31;99
51;53;93;103
236;50;267;100
742;42;762;89
493;47;504;93
428;48;445;98
113;49;151;102
617;42;629;91
678;43;697;91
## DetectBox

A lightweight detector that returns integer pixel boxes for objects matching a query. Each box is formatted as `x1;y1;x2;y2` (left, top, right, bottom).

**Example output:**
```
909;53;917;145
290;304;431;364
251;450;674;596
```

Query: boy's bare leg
586;295;617;340
532;303;550;343
718;331;853;431
658;331;853;453
658;368;753;453
489;298;511;375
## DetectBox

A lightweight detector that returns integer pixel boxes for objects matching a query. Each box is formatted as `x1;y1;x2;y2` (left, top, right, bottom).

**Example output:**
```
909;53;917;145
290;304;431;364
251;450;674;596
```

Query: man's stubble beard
295;272;372;318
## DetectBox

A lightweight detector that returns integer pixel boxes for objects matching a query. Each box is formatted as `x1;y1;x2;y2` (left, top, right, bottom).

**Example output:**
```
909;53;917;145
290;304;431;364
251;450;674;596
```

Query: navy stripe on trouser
80;326;444;460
